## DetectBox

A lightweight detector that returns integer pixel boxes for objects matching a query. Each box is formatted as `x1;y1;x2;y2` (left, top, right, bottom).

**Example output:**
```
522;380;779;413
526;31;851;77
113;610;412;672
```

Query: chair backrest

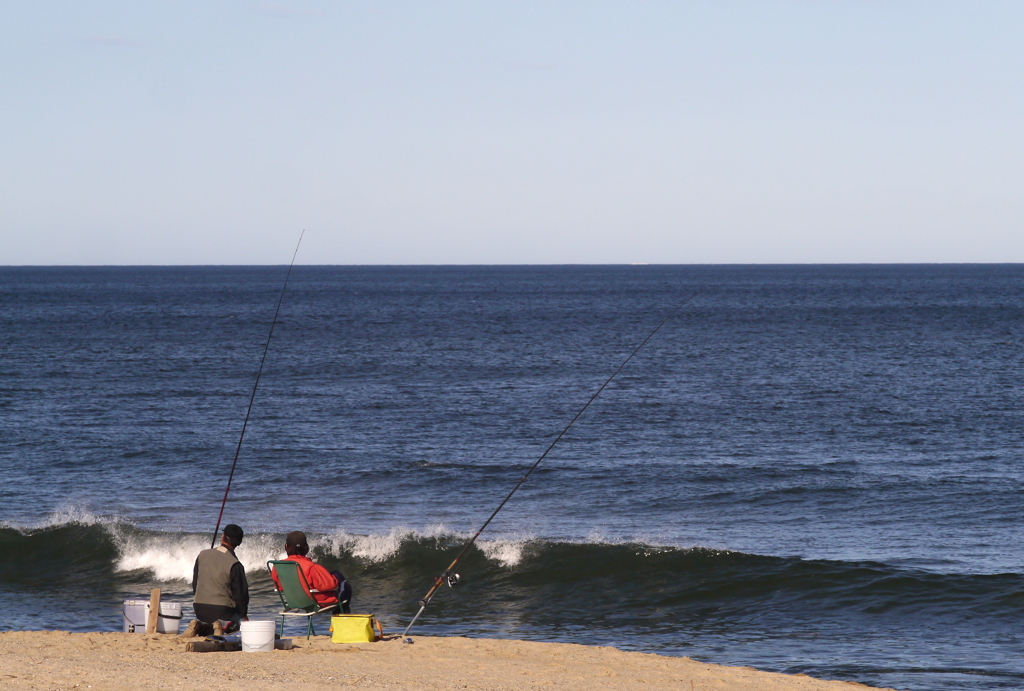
268;560;317;611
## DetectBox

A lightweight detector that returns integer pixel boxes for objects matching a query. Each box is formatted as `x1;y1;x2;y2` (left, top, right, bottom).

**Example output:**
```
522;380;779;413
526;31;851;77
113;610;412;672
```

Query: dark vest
194;546;239;608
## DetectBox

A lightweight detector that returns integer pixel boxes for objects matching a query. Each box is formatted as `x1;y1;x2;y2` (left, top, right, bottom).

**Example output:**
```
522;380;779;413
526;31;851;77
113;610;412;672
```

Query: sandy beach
0;631;893;691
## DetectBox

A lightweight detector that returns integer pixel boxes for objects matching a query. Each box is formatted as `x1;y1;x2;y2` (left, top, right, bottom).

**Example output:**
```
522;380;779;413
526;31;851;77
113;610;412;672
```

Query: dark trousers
329;570;353;614
193;603;243;625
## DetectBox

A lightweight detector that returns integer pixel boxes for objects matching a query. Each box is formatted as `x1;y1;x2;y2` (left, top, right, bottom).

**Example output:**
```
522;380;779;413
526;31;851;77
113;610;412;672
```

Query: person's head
222;524;244;549
285;530;309;556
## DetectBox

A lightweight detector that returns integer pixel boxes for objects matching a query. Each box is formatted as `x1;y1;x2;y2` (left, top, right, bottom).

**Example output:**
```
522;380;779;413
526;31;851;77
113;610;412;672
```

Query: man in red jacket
271;531;352;613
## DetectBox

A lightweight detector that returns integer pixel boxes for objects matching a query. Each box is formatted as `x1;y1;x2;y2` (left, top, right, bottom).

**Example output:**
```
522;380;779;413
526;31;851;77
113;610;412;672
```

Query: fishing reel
446;573;461;588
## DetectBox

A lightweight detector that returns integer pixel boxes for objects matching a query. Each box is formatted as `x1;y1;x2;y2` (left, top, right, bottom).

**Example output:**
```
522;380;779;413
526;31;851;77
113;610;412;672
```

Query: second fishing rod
403;293;699;636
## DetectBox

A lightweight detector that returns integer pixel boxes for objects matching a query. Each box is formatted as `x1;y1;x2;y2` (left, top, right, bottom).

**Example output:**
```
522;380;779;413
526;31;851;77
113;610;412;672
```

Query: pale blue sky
3;1;1023;264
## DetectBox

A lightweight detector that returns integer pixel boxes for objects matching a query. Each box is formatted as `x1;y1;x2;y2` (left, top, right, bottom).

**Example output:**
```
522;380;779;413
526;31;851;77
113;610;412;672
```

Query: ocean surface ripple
2;265;1024;691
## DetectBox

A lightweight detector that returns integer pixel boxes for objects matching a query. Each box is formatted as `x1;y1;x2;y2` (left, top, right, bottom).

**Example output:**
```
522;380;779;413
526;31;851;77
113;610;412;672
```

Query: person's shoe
181;620;202;638
212;621;224;636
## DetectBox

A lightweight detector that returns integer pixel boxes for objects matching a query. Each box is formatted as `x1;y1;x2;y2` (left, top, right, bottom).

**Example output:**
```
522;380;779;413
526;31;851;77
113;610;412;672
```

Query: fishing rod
210;231;305;548
403;293;700;636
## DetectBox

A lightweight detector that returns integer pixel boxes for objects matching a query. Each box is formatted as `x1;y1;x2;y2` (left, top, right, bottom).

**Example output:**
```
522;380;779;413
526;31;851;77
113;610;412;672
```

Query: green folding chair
268;560;341;638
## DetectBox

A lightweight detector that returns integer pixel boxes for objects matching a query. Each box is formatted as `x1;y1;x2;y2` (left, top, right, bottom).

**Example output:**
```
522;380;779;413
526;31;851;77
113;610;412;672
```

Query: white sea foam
311;525;531;567
476;537;528;568
113;530;286;582
6;505;115;531
311;524;451;563
315;526;417;563
1;506;211;583
342;529;412;562
114;532;209;582
232;533;289;576
39;506;107;528
7;508;563;580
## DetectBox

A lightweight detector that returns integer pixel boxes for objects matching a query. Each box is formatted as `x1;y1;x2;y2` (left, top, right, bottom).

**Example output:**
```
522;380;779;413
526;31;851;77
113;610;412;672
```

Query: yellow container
329;614;383;643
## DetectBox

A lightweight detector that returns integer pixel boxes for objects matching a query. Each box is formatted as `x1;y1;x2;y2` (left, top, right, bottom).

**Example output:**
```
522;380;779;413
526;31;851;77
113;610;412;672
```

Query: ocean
2;264;1023;690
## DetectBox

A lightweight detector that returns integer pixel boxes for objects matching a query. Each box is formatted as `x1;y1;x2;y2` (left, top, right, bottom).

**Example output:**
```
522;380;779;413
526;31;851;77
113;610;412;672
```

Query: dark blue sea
3;265;1024;690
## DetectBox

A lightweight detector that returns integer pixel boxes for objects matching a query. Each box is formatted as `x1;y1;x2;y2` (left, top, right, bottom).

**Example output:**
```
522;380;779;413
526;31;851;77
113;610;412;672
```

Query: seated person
271;530;352;613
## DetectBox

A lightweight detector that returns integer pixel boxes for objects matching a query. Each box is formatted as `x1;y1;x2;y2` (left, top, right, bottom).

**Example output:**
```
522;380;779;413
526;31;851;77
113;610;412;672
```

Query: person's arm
230;562;249;619
307;562;339;593
192;557;199;595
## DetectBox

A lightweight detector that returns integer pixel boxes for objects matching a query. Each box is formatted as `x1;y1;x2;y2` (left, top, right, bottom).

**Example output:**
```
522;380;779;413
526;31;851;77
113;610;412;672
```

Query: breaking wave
3;513;1023;631
0;514;532;586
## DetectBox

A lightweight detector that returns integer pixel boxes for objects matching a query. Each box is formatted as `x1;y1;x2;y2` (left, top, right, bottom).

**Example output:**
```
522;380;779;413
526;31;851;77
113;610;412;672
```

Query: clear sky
3;1;1023;265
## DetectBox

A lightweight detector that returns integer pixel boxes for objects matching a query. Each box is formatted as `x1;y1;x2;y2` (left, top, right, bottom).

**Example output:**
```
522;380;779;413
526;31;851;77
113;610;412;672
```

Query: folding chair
267;560;341;638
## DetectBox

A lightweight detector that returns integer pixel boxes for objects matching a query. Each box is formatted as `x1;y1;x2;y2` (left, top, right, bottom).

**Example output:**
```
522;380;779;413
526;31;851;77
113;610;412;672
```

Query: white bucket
240;621;276;653
156;602;183;634
122;600;183;634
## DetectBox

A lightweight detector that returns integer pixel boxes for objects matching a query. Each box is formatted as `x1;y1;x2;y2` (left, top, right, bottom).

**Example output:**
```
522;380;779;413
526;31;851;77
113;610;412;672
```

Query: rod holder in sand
146;588;161;634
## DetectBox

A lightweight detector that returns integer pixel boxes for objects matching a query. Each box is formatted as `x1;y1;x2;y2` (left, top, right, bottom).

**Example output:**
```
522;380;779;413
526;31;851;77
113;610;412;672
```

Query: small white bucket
240;621;276;653
156;602;183;634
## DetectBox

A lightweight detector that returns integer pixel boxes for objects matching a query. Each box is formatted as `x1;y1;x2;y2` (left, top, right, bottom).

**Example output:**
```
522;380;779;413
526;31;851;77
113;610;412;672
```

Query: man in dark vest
186;524;249;636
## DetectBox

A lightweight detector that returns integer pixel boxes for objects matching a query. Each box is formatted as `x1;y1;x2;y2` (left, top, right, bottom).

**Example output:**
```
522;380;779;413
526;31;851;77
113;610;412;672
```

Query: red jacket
271;555;339;605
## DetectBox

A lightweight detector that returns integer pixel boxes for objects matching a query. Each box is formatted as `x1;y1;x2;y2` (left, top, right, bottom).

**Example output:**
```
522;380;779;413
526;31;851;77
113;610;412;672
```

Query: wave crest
5;518;1019;626
476;537;528;568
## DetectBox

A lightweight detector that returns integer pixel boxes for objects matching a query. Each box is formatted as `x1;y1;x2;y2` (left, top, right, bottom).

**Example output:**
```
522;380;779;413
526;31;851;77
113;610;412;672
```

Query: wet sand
0;631;894;691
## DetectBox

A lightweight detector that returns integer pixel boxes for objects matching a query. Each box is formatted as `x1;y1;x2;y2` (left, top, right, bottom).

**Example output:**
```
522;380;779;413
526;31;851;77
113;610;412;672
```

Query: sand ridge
0;631;895;691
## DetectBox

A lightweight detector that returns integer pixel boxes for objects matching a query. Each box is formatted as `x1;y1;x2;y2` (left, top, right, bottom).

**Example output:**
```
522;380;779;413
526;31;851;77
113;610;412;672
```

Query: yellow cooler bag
330;614;383;643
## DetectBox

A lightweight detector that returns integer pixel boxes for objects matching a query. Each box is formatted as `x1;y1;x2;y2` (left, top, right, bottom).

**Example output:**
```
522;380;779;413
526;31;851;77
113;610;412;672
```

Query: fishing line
403;292;700;636
210;231;305;548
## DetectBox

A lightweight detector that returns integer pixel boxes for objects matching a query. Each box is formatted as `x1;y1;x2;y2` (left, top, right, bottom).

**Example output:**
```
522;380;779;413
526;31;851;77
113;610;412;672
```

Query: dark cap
285;530;309;556
223;524;244;547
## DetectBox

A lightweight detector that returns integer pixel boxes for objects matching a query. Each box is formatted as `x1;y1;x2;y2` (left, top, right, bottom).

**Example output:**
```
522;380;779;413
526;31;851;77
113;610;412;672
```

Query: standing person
271;530;352;613
183;524;249;637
